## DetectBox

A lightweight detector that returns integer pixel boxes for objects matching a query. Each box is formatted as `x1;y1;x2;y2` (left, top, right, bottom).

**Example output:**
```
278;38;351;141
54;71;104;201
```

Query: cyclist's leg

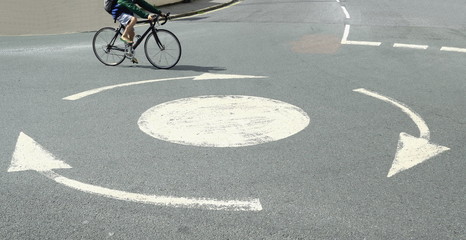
117;13;137;43
125;17;137;41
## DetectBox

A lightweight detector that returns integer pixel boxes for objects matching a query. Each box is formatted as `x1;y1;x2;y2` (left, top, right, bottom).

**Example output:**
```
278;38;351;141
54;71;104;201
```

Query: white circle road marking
138;95;310;147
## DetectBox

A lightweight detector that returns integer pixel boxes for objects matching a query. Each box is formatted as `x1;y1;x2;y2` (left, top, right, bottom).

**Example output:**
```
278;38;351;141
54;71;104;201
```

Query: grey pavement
0;0;234;36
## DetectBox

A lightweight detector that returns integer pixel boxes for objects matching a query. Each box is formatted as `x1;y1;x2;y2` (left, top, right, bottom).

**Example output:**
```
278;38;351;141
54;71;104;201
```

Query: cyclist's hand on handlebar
159;13;168;20
149;13;166;20
148;13;169;25
148;14;156;21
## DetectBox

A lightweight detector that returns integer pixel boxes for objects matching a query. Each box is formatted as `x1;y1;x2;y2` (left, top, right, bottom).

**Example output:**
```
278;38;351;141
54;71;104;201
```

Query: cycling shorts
117;13;134;26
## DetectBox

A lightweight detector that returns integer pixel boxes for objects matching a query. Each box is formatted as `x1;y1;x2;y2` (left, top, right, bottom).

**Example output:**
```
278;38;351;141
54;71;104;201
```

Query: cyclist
111;0;166;44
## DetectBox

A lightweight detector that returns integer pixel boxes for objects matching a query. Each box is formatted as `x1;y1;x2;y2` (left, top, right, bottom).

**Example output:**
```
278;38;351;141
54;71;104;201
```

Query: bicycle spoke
144;29;181;69
93;27;126;66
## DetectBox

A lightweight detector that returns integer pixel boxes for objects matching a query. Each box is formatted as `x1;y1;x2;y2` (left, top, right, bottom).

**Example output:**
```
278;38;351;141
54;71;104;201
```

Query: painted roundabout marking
7;73;450;211
138;95;310;147
10;73;275;212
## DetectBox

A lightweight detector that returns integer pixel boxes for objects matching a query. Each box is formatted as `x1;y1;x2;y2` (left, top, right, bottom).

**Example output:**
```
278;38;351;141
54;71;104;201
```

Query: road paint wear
138;95;310;147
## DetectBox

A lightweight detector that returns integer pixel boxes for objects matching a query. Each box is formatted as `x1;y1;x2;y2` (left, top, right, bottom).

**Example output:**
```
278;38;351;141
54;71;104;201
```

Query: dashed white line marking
342;40;382;46
440;46;466;53
336;3;466;54
393;43;429;50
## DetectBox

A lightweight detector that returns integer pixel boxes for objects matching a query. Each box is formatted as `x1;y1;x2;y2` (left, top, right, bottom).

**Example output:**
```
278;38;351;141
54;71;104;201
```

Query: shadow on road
122;64;227;72
171;65;227;72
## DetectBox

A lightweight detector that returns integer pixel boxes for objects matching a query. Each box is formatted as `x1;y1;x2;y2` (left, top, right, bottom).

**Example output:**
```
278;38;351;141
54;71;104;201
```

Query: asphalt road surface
1;0;464;239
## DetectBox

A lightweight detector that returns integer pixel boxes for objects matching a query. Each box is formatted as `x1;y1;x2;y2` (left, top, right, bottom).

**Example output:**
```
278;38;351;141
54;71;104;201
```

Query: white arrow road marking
8;132;72;172
8;132;263;211
389;133;450;178
354;88;430;139
353;88;450;177
63;73;267;101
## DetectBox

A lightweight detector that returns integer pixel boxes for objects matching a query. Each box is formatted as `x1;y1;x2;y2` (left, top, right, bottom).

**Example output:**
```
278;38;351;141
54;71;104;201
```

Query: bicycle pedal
131;57;139;64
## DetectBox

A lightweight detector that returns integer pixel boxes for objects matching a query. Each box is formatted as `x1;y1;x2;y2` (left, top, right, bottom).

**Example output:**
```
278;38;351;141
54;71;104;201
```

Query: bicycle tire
144;29;181;69
93;27;126;66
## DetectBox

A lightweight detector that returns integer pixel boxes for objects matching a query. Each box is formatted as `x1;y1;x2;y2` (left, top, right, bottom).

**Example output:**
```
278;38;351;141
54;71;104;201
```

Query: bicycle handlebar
137;13;170;25
149;13;170;25
160;13;170;25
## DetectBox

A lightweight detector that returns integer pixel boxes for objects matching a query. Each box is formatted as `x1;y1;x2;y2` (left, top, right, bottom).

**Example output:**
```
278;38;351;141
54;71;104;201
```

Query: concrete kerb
170;0;239;20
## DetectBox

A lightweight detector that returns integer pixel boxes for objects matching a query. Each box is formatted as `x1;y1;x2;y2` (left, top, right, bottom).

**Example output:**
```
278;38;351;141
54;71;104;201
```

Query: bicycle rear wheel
144;29;181;69
93;27;126;66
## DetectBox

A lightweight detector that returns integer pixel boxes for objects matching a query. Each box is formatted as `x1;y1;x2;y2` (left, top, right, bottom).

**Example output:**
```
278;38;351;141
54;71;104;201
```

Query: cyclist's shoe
120;37;133;45
131;57;139;64
125;45;134;58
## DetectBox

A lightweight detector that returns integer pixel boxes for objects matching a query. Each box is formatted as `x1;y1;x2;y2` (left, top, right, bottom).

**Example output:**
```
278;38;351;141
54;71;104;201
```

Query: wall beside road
0;0;185;36
155;0;185;6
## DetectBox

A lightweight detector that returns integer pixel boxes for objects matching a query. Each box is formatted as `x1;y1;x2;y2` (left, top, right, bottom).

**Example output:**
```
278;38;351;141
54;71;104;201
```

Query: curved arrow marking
63;73;267;101
8;132;262;211
353;88;450;178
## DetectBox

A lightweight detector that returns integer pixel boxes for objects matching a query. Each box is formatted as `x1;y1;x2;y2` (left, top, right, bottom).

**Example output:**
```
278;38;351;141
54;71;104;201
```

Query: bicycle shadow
171;65;227;72
122;65;227;73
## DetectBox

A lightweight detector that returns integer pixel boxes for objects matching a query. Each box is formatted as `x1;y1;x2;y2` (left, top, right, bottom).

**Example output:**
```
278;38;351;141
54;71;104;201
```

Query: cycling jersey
112;0;162;19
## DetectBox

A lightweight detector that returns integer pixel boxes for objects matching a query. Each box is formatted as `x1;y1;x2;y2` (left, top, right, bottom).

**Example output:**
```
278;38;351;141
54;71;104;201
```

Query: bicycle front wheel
144;29;181;69
93;27;126;66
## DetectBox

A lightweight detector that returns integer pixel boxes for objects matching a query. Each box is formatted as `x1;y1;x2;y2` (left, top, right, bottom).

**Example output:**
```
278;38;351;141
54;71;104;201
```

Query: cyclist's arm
134;0;162;16
117;0;160;19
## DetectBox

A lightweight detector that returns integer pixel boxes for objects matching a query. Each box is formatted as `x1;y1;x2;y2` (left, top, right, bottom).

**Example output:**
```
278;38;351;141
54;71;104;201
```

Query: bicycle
92;13;181;69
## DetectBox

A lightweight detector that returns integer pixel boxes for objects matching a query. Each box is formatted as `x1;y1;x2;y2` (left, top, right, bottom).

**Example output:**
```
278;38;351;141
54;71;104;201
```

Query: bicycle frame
115;19;162;51
93;13;180;68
